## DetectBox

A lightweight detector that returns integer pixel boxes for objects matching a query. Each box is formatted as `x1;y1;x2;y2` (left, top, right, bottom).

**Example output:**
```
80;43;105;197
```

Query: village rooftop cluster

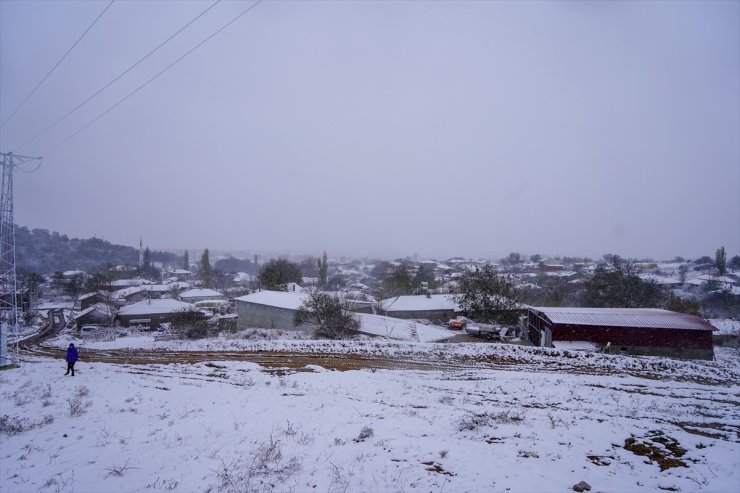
20;247;740;362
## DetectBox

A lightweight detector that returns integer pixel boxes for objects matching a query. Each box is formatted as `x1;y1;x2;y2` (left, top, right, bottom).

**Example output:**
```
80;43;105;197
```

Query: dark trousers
65;362;76;376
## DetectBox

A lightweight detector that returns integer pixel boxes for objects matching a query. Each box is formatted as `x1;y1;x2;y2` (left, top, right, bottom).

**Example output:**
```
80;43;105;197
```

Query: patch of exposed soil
624;431;688;471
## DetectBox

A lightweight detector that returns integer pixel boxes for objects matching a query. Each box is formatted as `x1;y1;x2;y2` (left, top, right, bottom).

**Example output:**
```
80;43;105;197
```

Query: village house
179;288;225;303
116;299;200;329
73;303;115;329
235;290;452;342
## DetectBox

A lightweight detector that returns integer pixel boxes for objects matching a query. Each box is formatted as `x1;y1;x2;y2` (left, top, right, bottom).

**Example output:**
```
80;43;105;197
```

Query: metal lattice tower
0;152;41;366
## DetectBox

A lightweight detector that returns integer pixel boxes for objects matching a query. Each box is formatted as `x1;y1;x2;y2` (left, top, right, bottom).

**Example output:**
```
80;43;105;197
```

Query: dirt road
20;338;739;388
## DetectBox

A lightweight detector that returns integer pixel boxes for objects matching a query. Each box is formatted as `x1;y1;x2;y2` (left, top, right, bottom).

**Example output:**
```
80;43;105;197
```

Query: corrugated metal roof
356;313;452;342
530;307;715;331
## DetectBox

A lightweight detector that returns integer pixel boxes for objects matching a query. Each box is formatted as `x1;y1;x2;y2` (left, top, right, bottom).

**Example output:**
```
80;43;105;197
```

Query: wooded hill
15;226;178;275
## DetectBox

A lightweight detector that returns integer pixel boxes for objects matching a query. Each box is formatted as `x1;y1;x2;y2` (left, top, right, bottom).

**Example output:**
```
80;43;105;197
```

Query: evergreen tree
201;249;212;288
143;247;151;268
183;250;189;270
715;246;727;276
581;257;663;308
453;265;520;325
317;250;329;289
377;265;414;299
258;258;302;291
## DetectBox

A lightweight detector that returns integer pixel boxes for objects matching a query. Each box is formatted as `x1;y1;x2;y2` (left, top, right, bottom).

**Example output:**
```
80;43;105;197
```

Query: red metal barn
526;307;715;360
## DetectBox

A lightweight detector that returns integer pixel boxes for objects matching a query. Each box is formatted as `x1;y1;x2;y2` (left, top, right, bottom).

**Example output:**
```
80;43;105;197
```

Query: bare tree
293;292;360;339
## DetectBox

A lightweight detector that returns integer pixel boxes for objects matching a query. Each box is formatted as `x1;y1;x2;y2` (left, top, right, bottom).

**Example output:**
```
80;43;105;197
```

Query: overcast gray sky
1;0;738;260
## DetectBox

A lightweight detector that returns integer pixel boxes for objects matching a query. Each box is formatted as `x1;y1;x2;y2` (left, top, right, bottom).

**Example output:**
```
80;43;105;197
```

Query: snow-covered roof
179;288;224;299
118;299;195;316
639;274;682;285
169;269;192;275
530;307;715;331
233;272;251;283
696;275;737;284
110;278;146;287
112;286;145;299
235;290;309;310
356;313;452;342
142;284;172;293
381;294;460;312
710;318;740;336
74;303;115;320
195;299;229;307
165;281;191;290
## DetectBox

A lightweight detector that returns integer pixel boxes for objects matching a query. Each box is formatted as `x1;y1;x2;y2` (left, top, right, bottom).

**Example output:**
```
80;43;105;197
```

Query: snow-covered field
2;340;739;493
711;318;740;336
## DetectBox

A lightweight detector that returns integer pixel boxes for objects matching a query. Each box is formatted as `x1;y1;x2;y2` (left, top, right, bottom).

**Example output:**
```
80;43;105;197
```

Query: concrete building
235;290;453;342
235;291;309;331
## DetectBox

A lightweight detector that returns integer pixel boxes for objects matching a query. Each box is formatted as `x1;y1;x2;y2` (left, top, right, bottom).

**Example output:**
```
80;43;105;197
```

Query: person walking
65;343;78;376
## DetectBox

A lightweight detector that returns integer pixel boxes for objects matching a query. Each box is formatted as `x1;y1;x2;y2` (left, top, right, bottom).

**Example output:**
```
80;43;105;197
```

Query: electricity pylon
0;152;42;366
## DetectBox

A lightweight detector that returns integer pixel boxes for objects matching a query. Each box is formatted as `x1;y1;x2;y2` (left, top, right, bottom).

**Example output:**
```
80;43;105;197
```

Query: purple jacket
66;346;78;363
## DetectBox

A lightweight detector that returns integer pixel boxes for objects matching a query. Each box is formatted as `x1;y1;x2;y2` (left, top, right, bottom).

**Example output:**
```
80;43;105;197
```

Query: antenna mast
0;152;42;366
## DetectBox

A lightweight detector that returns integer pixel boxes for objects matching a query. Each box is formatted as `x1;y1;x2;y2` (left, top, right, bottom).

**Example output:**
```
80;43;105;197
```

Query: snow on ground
710;318;740;336
43;330;740;386
2;350;739;493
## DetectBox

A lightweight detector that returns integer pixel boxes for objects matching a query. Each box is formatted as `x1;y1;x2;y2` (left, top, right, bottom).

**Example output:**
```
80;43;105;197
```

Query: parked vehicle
79;325;100;335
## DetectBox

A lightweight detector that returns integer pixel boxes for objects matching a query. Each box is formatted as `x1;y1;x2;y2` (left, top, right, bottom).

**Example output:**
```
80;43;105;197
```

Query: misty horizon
14;222;736;264
1;1;738;261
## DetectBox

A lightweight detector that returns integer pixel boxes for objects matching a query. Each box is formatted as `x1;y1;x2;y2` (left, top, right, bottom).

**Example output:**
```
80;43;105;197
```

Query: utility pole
0;152;42;367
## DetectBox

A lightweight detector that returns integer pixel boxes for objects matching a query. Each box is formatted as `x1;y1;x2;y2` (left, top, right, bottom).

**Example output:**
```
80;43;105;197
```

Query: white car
79;325;100;336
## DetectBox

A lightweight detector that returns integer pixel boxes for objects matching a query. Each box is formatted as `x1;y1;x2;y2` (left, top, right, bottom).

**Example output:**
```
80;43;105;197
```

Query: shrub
0;415;32;435
353;426;374;443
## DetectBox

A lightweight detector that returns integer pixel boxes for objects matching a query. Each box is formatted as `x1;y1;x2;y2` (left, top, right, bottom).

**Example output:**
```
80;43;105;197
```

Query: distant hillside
15;226;178;275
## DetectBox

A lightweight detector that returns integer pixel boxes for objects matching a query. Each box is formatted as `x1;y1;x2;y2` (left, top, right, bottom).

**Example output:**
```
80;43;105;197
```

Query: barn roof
529;307;715;331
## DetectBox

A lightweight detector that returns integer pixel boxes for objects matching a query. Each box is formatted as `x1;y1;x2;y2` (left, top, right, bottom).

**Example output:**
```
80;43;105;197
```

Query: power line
43;0;263;156
0;0;115;130
14;0;222;153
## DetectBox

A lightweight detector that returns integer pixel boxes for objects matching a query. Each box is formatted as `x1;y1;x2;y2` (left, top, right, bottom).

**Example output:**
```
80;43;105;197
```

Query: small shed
526;307;715;360
74;303;115;328
380;294;461;322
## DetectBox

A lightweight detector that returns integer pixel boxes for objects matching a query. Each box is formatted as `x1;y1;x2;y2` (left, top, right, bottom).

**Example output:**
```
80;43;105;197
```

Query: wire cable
43;0;263;156
14;0;222;152
17;157;43;173
0;0;115;130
